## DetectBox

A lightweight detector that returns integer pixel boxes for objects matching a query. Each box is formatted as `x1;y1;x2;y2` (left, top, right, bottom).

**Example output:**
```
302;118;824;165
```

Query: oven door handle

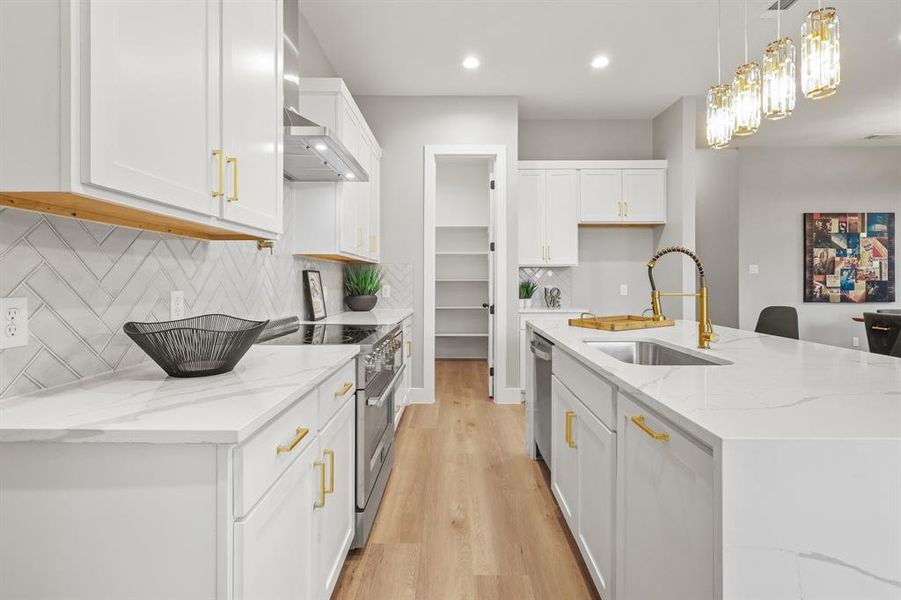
367;364;405;407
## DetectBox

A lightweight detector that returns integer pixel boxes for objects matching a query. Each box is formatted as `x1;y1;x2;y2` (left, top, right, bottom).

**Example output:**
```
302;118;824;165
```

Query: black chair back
876;309;901;315
754;306;799;340
863;313;901;357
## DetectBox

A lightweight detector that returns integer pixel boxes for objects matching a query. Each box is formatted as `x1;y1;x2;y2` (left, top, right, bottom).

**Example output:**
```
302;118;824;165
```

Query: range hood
283;109;369;183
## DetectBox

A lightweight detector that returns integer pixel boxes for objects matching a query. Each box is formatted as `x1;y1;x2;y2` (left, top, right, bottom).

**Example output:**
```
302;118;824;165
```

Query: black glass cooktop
260;324;382;346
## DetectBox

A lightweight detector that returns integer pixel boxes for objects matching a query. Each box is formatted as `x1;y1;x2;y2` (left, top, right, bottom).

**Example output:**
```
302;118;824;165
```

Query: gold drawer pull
211;149;225;197
406;341;412;358
335;382;353;397
226;156;238;203
565;410;576;448
324;449;335;494
275;427;309;454
631;415;669;442
314;460;326;508
872;325;893;332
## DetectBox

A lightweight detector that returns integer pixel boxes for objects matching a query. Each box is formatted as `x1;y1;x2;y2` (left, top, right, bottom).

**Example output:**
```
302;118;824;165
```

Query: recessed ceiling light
345;173;355;180
314;143;327;152
591;56;610;69
462;56;480;70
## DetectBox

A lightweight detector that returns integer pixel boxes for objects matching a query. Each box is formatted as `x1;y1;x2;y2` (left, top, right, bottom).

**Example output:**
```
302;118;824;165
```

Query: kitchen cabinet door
234;441;316;600
518;170;546;265
574;399;616;599
580;169;622;223
355;133;372;258
369;150;381;261
339;182;358;255
85;0;219;217
622;169;666;224
220;0;282;234
551;376;579;530
340;99;360;163
314;400;356;599
617;394;714;600
544;169;579;266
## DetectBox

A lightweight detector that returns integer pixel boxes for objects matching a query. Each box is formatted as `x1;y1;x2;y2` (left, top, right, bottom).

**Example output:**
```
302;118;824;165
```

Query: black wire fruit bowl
123;314;269;377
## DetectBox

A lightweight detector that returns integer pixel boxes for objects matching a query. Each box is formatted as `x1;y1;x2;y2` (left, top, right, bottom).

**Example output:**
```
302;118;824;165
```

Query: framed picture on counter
803;212;895;303
303;270;327;321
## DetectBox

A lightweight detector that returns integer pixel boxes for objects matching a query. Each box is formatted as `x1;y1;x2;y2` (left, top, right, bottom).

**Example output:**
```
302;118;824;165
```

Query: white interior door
86;0;219;215
221;0;282;233
487;163;496;398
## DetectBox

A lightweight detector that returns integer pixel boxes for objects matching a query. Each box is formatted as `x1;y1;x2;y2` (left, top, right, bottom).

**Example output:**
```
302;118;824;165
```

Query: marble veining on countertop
527;318;901;443
299;308;413;326
0;345;359;444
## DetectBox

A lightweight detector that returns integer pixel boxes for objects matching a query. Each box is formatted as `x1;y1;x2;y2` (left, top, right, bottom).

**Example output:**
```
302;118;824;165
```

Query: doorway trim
422;145;510;404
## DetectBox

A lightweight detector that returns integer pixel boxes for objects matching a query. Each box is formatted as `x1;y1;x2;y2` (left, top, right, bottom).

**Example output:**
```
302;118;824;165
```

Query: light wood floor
333;360;600;600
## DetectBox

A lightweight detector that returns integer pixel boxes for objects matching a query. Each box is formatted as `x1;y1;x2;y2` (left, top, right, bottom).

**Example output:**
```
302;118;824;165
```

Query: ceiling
301;0;901;146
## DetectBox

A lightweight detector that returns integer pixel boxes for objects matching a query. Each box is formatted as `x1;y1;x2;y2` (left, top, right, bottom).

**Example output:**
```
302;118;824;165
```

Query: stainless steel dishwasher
530;332;554;464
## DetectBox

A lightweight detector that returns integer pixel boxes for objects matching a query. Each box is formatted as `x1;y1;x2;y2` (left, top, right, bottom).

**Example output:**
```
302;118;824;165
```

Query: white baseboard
494;387;524;405
406;387;433;404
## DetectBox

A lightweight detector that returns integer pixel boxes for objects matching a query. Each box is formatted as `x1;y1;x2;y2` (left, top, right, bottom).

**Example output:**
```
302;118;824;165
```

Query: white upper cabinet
219;0;283;234
578;164;666;225
85;0;220;218
580;169;622;222
621;169;666;224
0;0;284;241
518;169;578;266
292;78;381;263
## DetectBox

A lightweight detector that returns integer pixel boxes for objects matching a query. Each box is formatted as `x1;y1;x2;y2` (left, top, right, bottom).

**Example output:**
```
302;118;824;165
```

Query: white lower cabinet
234;441;316;600
617;393;714;600
314;400;356;599
551;377;580;528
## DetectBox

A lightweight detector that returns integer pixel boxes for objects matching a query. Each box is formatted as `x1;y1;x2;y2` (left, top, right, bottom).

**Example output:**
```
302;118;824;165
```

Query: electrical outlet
0;298;28;349
170;290;185;320
619;284;628;296
749;264;760;274
382;284;391;299
852;336;860;348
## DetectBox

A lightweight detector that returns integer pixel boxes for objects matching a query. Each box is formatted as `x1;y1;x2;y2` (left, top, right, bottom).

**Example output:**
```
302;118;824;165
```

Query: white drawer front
552;348;616;431
234;391;319;518
318;360;356;428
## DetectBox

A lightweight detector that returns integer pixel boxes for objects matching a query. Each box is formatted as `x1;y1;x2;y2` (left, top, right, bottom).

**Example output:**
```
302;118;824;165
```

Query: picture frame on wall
803;213;895;303
303;270;327;321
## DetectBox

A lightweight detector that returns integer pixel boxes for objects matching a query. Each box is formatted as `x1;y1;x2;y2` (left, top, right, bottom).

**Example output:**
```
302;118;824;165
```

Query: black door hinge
489;367;495;376
490;180;495;190
489;304;495;315
489;242;495;251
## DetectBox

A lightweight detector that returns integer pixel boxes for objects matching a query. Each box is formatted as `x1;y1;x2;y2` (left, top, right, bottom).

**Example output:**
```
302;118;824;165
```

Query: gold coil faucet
647;246;717;349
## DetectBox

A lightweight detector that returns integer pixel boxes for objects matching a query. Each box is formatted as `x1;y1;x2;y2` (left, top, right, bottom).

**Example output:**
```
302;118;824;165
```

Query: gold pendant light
762;0;796;120
707;0;734;149
801;4;840;99
733;0;761;136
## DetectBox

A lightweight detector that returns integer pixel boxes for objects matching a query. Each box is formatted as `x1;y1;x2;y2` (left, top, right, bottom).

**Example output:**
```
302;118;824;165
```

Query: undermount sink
584;340;730;366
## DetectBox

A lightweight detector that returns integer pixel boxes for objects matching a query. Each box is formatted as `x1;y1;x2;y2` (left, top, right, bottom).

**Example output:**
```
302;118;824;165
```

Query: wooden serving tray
568;313;675;332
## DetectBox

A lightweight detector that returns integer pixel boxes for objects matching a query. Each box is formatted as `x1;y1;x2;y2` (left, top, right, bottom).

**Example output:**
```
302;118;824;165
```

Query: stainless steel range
257;317;404;548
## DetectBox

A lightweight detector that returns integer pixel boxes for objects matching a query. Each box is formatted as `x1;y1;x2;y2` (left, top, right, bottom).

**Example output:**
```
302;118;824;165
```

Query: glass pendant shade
762;37;796;120
732;62;762;136
801;7;840;99
706;84;735;149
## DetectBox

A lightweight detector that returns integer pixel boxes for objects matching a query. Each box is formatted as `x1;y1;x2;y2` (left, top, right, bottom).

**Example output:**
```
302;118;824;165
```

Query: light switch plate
619;284;628;296
1;297;28;349
170;291;185;320
749;264;760;274
852;336;860;348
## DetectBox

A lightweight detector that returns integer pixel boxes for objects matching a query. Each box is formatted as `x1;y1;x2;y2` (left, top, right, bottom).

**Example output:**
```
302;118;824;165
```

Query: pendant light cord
716;0;722;84
777;0;781;39
744;0;749;62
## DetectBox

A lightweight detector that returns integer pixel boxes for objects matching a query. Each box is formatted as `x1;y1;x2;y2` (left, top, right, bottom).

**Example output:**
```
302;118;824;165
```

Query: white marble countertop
518;307;589;314
299;308;413;326
527;318;901;444
0;345;359;444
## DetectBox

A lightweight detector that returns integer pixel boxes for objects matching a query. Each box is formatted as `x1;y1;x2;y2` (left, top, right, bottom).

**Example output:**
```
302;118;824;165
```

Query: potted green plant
519;279;537;309
344;264;383;311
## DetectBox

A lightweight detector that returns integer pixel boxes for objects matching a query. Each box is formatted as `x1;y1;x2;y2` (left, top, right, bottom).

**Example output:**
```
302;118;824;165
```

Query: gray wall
519;119;653;160
652;97;698;319
356;95;520;390
696;149;740;328
298;9;336;77
738;147;901;349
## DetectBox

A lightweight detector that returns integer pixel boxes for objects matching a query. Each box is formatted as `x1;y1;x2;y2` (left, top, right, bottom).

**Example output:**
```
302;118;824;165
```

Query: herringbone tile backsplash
0;187;358;398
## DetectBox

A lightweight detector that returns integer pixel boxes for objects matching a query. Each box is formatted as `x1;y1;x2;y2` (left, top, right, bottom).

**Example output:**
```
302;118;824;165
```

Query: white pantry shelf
436;251;489;256
435;333;489;338
436;278;488;283
436;306;486;310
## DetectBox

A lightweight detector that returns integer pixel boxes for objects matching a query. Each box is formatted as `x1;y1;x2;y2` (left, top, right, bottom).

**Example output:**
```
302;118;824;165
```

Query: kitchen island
0;345;361;600
526;317;901;600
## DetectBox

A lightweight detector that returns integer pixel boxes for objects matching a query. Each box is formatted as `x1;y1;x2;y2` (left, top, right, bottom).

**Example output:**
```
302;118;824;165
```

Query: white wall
519;119;653;160
696;149;740;328
356;96;519;389
652;97;698;319
298;9;336;77
738;147;901;349
436;158;490;227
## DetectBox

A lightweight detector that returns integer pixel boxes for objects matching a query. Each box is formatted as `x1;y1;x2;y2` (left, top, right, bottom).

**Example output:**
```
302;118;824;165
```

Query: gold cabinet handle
314;460;326;508
324;449;335;494
369;234;376;253
335;382;353;397
275;427;309;454
872;325;893;332
226;156;238;203
406;340;412;358
211;149;225;198
548;245;552;261
617;201;622;217
631;415;669;442
624;200;629;217
565;410;576;448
